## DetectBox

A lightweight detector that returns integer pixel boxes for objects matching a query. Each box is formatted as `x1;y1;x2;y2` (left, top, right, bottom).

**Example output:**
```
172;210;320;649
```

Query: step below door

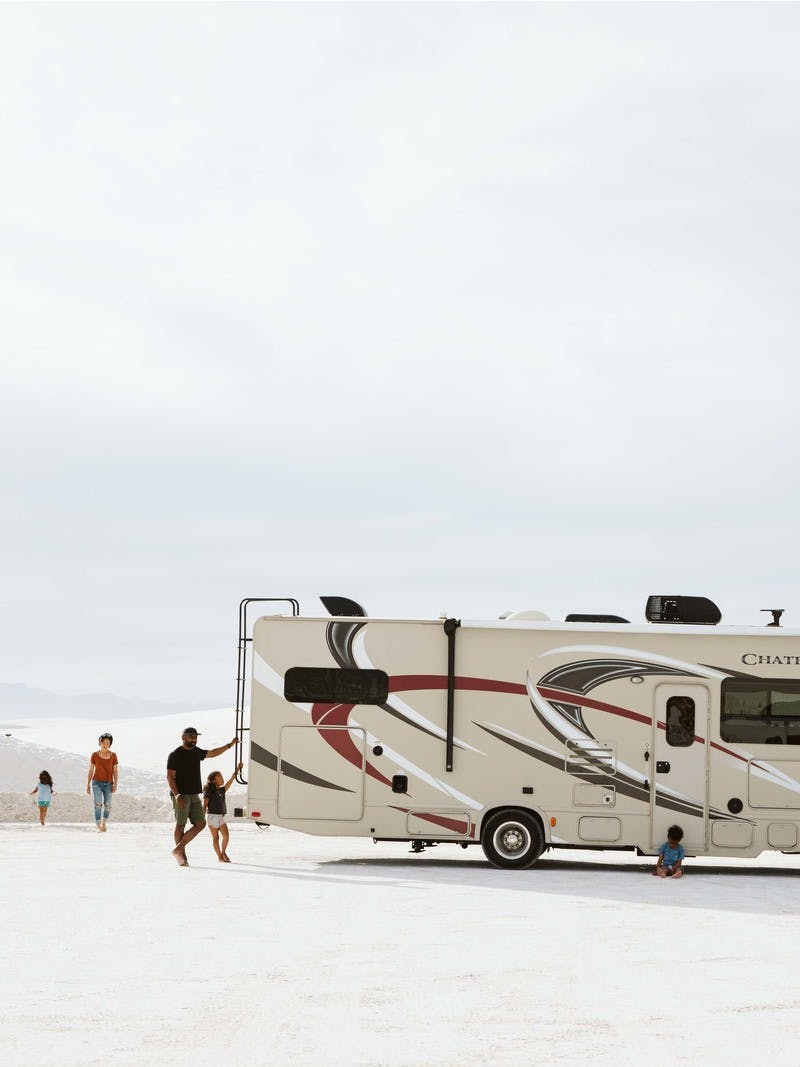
278;725;365;820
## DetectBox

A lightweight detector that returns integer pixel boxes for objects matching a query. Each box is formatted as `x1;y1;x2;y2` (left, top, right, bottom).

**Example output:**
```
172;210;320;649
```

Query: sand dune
0;734;167;794
2;707;242;778
1;791;173;822
0;730;245;822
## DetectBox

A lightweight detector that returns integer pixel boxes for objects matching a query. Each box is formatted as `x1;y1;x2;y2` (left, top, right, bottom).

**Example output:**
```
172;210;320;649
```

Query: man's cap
182;727;201;736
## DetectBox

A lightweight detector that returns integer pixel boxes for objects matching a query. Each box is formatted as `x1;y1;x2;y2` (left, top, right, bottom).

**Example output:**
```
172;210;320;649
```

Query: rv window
721;679;800;744
284;667;389;705
665;696;695;747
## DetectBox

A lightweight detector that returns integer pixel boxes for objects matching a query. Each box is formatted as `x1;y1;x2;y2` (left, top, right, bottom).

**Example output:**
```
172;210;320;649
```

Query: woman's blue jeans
92;781;112;823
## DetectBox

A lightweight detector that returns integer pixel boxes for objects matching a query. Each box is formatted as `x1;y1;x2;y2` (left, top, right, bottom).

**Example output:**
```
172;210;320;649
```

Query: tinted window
666;696;695;747
284;667;388;705
721;680;800;744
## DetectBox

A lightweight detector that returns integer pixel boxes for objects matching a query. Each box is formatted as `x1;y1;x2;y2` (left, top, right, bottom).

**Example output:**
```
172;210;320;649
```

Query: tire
481;809;544;870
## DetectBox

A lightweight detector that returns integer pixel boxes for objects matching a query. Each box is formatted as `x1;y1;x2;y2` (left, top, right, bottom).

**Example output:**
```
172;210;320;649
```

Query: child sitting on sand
653;824;685;878
203;763;242;863
30;771;55;826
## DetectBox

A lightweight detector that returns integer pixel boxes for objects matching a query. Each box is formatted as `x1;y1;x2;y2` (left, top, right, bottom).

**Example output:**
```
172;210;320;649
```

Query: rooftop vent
645;595;721;626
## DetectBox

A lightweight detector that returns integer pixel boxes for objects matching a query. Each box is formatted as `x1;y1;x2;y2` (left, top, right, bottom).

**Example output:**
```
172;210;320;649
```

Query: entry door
650;684;709;852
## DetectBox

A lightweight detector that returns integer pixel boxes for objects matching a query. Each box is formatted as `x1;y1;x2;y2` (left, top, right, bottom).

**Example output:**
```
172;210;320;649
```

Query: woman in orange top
86;733;119;832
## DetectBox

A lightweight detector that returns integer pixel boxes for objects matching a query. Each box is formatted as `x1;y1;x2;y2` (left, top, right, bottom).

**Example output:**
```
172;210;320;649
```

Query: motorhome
233;595;800;869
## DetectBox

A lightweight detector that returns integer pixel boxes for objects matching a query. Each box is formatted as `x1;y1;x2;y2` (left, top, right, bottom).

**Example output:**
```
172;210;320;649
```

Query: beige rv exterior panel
244;612;800;863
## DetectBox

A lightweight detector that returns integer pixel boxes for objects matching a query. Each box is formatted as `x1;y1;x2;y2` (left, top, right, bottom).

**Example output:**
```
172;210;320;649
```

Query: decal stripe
328;624;467;744
389;675;527;696
305;640;753;804
538;686;652;727
538;657;696;695
250;741;355;793
708;739;748;764
310;702;394;787
476;724;733;822
539;685;749;765
389;806;471;835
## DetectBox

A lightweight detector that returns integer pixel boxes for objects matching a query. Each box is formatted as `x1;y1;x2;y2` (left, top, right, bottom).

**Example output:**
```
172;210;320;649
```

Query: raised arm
224;763;243;792
205;738;237;760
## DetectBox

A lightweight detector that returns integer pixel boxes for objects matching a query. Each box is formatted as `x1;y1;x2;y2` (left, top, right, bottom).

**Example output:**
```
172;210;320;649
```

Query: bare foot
100;822;107;832
172;846;188;867
218;855;226;862
222;854;231;863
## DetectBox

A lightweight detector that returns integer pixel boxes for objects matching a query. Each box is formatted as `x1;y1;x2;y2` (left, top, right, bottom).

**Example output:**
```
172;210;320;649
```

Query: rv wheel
481;809;543;870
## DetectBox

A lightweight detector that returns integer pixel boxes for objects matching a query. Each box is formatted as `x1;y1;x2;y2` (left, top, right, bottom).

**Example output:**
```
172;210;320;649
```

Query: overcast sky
2;3;800;704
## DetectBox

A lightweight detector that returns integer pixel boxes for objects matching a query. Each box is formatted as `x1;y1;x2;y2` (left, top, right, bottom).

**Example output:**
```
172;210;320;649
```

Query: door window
666;696;695;747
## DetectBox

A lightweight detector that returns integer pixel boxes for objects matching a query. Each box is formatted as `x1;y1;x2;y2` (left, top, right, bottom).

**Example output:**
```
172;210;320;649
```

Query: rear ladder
234;597;299;784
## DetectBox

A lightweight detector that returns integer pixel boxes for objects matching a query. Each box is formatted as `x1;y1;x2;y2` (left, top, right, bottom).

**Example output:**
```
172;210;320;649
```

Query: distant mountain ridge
0;683;224;720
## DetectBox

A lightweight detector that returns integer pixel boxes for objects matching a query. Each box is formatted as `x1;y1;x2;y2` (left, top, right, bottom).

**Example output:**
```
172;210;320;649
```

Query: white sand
5;718;800;1065
3;822;800;1066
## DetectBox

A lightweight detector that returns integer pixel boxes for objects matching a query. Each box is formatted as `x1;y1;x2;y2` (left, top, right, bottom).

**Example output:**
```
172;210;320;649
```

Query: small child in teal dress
653;824;684;878
30;770;55;826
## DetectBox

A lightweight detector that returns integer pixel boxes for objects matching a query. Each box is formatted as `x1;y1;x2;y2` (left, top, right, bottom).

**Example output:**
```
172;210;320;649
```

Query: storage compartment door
278;726;365;820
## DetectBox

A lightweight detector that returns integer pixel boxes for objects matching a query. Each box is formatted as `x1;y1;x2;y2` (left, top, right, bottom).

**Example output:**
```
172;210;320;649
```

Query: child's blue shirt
35;783;52;802
658;841;684;867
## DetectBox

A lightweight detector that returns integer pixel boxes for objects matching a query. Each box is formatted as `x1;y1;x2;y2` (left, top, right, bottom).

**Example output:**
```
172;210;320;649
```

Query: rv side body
246;615;800;860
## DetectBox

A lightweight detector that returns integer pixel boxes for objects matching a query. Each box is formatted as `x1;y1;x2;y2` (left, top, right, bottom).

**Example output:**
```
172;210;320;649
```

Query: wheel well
480;805;547;845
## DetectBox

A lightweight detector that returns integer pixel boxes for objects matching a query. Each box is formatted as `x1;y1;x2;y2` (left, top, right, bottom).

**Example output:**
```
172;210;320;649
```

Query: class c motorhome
234;595;800;869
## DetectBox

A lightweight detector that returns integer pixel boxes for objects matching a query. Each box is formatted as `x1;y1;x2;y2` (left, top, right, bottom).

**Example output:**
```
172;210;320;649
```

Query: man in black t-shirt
167;727;237;866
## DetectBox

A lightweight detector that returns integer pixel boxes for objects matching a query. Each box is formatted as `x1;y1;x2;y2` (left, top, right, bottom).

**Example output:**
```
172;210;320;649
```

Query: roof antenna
761;608;784;627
